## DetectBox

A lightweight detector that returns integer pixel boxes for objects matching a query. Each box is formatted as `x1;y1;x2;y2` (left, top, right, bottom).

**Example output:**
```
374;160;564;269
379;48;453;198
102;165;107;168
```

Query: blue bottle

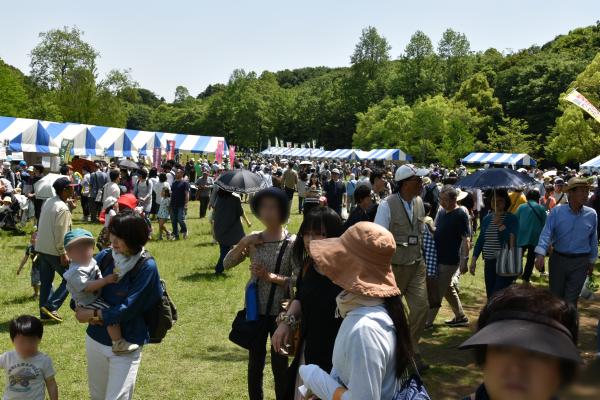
245;280;259;321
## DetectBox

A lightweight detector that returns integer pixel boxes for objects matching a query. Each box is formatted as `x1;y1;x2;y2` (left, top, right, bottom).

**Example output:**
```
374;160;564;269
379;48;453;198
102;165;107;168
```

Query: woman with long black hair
271;206;344;399
298;222;414;399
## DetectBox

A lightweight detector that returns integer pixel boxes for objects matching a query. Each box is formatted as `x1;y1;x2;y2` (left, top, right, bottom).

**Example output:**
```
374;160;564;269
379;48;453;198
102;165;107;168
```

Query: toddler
63;228;138;355
0;315;57;400
16;231;40;299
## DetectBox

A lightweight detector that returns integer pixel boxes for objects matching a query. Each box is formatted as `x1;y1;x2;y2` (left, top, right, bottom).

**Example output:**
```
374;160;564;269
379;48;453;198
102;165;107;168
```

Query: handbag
496;245;523;277
392;359;432;400
229;237;289;349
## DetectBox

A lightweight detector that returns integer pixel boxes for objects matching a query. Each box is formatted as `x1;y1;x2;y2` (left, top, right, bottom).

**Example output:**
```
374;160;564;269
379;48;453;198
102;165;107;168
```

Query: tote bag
496;245;523;277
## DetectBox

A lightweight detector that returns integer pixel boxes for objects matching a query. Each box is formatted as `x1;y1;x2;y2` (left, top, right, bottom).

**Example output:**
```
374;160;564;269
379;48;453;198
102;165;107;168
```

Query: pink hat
310;221;400;298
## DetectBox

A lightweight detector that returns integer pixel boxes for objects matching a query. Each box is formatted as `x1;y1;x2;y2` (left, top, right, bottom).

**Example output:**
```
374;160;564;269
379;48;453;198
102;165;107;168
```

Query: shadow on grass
197;345;248;363
180;271;230;282
195;241;216;247
1;295;34;306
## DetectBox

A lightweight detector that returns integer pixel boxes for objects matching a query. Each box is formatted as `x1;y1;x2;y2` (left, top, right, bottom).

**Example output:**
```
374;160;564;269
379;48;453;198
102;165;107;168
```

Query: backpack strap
264;237;290;315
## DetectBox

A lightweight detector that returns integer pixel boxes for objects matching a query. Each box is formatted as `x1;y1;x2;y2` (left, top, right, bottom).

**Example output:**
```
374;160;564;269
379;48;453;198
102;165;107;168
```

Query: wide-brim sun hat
459;310;582;364
456;189;469;202
566;177;591;192
309;221;400;298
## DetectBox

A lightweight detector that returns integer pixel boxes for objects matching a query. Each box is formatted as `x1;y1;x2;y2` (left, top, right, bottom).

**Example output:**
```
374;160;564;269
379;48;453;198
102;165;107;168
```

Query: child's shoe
112;339;139;355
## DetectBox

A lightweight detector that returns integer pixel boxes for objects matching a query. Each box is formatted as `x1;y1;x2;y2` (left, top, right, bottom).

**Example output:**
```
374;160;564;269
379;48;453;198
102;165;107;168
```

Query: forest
1;23;600;166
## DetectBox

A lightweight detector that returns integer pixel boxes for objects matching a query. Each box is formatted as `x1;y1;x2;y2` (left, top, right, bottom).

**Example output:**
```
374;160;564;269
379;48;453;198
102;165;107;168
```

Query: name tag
408;236;419;246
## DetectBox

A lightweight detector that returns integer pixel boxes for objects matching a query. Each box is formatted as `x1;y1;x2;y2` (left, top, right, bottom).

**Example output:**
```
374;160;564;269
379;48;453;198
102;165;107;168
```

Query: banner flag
565;89;600;124
287;142;292;148
59;139;74;163
267;138;271;148
229;145;236;169
166;140;176;161
153;146;162;169
293;143;298;148
215;140;224;163
275;137;279;147
301;144;305;148
312;140;316;149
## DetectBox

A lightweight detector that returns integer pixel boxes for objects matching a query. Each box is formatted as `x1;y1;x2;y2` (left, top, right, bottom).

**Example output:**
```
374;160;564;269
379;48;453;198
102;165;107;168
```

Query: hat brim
65;236;95;249
567;183;591;191
459;319;582;363
457;190;468;202
310;237;401;298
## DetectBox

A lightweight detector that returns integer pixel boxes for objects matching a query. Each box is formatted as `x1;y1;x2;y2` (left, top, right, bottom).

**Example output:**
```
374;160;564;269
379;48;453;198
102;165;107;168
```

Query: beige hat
309;222;400;298
456;188;469;202
566;177;591;192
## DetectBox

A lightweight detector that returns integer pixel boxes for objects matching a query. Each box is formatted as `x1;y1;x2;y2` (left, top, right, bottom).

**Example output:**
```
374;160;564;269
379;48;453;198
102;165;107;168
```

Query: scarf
112;248;145;280
335;290;384;318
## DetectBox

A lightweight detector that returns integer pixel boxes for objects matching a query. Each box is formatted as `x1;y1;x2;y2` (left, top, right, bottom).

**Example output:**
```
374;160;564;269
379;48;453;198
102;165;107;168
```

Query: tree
350;26;391;80
173;85;192;104
487;118;539;154
29;26;98;90
0;59;30;117
438;28;473;95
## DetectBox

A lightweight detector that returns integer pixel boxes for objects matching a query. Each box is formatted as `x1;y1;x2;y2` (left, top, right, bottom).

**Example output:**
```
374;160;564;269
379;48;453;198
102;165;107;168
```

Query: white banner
565;89;600;124
0;146;5;161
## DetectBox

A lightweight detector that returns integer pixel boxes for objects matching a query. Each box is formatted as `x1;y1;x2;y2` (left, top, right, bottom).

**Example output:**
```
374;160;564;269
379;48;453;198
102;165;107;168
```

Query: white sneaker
112;339;139;355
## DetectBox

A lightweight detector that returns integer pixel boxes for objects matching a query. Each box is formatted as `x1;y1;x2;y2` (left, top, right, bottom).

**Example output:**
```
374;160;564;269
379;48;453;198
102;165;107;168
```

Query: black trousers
89;200;102;222
248;315;288;400
81;196;90;218
199;196;209;218
521;245;537;282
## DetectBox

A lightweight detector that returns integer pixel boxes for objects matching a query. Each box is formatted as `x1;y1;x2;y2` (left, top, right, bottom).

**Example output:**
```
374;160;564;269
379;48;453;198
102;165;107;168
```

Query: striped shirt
483;214;505;260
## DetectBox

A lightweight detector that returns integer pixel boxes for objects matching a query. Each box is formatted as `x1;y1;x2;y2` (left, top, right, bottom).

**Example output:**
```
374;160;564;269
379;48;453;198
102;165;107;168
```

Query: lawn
0;198;598;399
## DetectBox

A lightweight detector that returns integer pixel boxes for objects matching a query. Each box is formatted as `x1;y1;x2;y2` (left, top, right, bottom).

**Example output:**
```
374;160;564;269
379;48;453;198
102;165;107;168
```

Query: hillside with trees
1;23;599;165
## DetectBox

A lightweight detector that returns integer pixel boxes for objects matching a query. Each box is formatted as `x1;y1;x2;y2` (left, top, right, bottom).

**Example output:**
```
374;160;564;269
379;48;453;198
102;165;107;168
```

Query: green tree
438;28;473;95
487;118;539;154
350;26;391;80
174;85;192;104
0;59;30;117
29;26;98;90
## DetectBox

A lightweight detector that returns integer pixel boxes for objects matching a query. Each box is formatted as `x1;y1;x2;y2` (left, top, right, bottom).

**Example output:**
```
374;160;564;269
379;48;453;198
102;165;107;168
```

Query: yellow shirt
508;192;526;214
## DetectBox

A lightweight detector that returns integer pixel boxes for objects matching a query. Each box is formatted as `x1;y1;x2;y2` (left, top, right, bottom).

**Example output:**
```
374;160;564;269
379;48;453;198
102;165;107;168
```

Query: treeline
1;24;600;165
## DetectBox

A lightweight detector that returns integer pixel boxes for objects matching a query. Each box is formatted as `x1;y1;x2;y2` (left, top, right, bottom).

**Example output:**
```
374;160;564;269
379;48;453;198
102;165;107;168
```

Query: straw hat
566;177;591;192
309;222;400;298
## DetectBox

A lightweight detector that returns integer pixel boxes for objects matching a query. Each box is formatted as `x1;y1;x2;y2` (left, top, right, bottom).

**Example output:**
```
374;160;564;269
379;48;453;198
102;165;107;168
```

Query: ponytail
384;295;414;378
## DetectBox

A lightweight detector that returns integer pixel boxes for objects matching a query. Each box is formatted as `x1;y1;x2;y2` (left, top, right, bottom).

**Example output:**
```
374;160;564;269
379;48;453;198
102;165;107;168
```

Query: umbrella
71;158;97;174
455;168;536;191
215;169;267;194
33;173;68;199
118;159;140;170
299;161;313;166
543;170;558;178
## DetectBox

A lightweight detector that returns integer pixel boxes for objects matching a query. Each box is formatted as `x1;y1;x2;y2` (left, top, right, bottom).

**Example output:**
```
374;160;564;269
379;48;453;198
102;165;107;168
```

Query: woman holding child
74;212;163;400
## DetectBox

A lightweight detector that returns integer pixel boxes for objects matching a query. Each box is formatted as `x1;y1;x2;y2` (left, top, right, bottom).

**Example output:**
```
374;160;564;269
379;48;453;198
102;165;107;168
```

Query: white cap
332;168;341;174
394;164;429;182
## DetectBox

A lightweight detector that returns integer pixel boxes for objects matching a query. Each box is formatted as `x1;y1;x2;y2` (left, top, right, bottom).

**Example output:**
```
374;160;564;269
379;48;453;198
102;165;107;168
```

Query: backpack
423;184;436;205
99;250;178;344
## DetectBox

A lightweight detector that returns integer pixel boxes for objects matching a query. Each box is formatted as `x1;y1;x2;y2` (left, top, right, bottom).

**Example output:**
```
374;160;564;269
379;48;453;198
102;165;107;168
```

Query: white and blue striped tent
124;130;159;157
0;117;59;154
42;121;102;156
88;126;138;158
581;155;600;170
157;132;228;154
360;149;410;161
462;152;537;167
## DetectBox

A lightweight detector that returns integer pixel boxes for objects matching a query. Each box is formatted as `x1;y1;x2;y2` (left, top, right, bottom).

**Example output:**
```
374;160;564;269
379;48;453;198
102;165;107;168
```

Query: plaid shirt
422;226;438;277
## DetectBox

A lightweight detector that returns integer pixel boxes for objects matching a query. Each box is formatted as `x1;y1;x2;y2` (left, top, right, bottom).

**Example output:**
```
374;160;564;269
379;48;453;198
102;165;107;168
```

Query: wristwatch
90;310;102;323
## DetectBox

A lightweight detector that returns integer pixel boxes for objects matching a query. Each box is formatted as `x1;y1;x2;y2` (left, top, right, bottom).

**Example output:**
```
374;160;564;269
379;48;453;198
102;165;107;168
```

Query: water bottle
245;281;259;321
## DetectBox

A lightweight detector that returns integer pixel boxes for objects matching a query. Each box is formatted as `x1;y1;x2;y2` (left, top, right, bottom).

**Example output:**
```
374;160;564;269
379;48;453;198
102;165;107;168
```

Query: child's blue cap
64;228;95;249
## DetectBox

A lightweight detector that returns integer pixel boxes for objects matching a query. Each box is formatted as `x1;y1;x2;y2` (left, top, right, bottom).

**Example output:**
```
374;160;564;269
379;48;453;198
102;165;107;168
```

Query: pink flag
215;140;224;163
153;146;162;168
229;145;236;169
166;140;176;161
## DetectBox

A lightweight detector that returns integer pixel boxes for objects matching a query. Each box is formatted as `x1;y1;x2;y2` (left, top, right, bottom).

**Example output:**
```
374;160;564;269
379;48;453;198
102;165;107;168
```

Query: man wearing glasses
375;164;430;372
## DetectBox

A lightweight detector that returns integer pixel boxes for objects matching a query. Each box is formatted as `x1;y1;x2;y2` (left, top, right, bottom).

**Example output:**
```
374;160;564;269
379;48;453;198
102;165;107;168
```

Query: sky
1;0;598;101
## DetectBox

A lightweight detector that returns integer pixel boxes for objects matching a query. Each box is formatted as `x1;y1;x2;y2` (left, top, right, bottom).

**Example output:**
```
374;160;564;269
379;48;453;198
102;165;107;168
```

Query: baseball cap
19;161;27;167
394;164;429;182
332;168;341;175
64;228;95;249
554;178;565;185
52;177;75;194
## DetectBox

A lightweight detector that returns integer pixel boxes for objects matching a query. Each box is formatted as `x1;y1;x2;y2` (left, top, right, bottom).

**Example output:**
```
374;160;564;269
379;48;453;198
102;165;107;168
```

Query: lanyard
398;194;414;229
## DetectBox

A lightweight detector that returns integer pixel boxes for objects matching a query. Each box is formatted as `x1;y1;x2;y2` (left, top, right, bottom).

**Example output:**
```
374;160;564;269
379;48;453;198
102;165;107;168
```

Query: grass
0;198;599;399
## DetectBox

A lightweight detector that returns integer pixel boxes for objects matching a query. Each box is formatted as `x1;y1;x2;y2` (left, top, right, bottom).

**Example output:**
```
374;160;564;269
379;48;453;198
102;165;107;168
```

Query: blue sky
1;0;598;100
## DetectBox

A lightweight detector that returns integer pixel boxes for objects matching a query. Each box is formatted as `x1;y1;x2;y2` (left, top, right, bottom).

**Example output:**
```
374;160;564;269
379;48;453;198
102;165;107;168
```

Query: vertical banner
275;137;279;147
215;140;224;163
0;145;6;161
287;142;292;148
301;144;305;149
166;140;176;161
229;145;236;169
267;138;271;148
59;139;74;163
153;146;162;169
293;143;298;148
565;89;600;123
312;140;316;148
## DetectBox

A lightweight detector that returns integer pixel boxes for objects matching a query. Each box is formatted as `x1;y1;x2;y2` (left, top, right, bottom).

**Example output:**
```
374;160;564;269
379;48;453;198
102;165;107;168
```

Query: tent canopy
42;121;102;156
582;155;600;169
0;117;59;154
157;132;228;154
360;149;410;161
88;126;138;158
462;152;537;167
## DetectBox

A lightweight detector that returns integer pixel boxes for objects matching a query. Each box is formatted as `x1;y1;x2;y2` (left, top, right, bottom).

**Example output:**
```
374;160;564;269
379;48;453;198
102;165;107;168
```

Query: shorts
81;297;111;310
30;261;40;286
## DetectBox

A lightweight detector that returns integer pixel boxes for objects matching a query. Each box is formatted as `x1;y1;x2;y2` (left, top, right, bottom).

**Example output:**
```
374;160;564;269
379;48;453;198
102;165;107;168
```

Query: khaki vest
388;194;425;265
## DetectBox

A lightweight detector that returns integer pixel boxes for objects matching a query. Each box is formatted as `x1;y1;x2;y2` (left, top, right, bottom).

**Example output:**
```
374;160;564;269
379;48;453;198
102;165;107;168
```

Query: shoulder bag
229;237;289;350
392;359;432;400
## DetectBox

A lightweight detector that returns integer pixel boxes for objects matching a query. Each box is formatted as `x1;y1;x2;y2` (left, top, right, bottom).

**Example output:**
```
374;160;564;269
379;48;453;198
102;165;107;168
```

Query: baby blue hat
64;228;95;249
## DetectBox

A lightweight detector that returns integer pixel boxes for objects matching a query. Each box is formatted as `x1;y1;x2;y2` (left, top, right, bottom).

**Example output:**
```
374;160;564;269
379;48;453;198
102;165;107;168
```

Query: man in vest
375;164;430;371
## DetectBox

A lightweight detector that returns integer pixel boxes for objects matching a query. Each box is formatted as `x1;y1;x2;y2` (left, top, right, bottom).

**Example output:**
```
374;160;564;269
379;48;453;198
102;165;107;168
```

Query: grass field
0;198;599;399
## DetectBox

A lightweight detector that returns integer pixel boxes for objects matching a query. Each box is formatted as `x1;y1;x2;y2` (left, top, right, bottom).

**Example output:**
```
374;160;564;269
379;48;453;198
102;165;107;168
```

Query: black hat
52;177;75;195
459;310;582;363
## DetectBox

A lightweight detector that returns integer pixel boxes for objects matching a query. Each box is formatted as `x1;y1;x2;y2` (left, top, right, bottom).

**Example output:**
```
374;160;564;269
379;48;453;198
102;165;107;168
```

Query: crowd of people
1;154;599;399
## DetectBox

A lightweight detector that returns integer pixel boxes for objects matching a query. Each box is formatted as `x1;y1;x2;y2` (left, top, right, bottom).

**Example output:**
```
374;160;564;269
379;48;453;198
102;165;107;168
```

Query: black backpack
99;250;178;344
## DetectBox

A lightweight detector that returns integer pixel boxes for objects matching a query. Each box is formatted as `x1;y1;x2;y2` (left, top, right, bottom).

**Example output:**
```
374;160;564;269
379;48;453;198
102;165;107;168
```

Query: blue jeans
215;244;232;274
38;253;68;315
484;258;515;298
170;206;187;238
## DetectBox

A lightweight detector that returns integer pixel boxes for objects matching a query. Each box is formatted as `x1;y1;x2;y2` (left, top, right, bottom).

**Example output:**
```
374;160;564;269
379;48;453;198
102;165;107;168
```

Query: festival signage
565;89;600;124
287;142;292;148
229;145;236;169
215;140;224;163
59;139;74;163
153;146;162;169
166;140;176;161
11;152;24;161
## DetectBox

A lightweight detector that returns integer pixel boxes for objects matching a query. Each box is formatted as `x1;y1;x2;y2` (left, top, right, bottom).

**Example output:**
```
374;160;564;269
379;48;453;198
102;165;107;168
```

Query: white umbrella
300;161;313;166
543;170;558;178
34;174;68;199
